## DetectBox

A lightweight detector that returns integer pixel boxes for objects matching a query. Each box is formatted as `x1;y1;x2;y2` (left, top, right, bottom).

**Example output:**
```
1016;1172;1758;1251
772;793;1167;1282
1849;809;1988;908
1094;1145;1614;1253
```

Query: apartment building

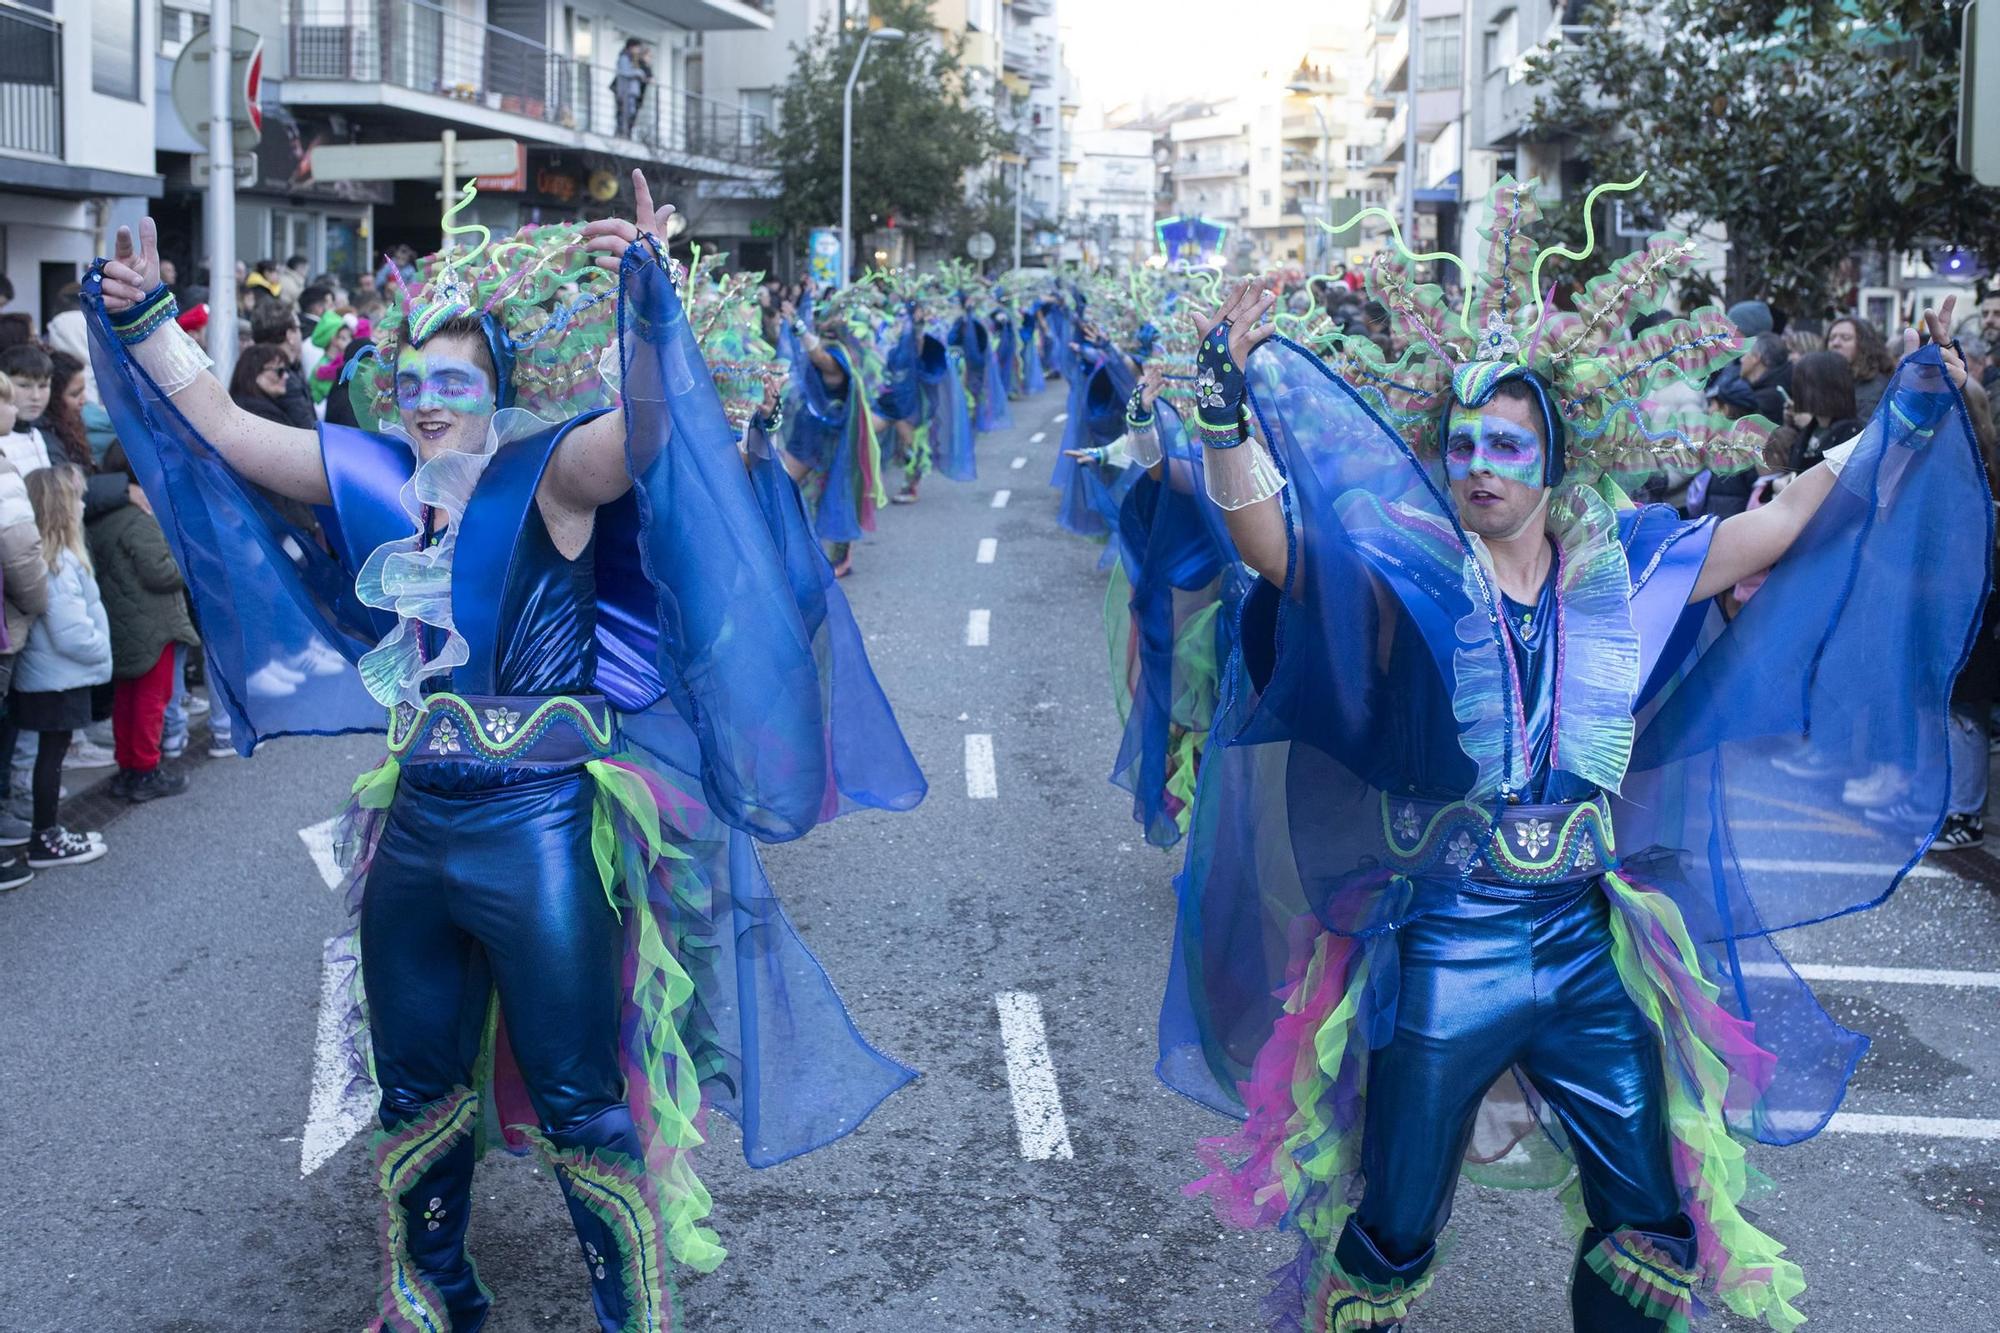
1363;0;1465;253
1062;128;1152;271
0;0;164;328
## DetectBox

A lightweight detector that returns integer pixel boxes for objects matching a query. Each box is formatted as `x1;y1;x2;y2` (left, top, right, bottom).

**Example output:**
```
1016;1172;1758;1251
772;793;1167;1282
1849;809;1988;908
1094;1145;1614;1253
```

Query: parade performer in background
779;284;888;577
950;275;1013;435
870;279;975;503
1157;178;1984;1332
86;172;926;1332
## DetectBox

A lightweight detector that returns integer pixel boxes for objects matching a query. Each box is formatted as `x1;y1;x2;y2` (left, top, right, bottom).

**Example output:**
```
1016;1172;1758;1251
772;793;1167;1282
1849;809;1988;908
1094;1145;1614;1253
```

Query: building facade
0;0;165;330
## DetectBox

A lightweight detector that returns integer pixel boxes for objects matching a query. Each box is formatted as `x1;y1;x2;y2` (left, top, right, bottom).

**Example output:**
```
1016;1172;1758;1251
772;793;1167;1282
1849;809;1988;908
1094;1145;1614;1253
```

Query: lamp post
1285;77;1332;271
842;25;906;286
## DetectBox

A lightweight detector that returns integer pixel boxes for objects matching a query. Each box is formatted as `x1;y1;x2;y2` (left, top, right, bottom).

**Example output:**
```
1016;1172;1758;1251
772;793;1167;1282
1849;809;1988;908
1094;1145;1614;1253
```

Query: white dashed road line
965;734;998;799
1053;413;1068;423
1762;1111;2000;1141
1743;961;2000;989
976;537;998;563
1030;431;1047;444
994;992;1075;1161
1735;857;1951;881
991;489;1011;508
1010;456;1027;470
966;609;991;647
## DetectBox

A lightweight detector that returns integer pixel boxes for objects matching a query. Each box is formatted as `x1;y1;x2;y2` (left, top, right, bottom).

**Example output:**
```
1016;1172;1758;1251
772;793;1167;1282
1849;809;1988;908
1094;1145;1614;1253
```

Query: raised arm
547;169;679;513
96;220;329;505
1691;301;1969;603
1191;280;1290;588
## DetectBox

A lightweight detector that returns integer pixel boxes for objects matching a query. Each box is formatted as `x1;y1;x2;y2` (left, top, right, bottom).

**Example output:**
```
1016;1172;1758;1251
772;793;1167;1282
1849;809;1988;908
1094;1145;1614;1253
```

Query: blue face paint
394;350;495;416
1444;407;1545;489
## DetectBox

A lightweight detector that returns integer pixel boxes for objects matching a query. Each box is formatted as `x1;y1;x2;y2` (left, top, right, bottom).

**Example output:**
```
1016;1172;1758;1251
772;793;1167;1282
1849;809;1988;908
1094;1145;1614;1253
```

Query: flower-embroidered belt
389;692;618;768
1378;792;1613;890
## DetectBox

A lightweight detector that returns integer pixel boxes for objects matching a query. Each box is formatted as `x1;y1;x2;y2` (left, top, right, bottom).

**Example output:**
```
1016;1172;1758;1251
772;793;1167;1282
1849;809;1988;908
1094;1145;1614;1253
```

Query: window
1418;14;1460;91
94;0;142;99
1261;189;1272;206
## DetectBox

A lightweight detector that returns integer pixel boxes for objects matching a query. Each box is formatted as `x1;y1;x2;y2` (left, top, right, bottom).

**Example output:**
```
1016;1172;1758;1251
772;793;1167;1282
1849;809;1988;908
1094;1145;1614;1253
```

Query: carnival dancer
1155;178;1983;1332
86;173;926;1332
1070;359;1245;848
778;288;887;577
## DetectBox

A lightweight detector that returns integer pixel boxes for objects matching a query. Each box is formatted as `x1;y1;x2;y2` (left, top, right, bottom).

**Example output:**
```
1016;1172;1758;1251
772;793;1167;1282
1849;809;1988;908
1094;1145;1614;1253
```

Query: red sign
476;144;530;192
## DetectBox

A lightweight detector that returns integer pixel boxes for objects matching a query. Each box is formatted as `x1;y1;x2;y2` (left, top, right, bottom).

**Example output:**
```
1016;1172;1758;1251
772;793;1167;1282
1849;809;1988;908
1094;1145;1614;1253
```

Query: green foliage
1522;0;2000;310
767;0;1009;244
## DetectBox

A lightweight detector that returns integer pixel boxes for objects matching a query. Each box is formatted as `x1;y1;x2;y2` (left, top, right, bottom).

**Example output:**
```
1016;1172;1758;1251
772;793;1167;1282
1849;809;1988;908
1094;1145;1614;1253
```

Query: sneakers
207;734;237;759
1862;798;1927;826
62;737;116;770
1770;749;1846;780
27;826;106;867
0;810;30;847
1933;812;1985;852
118;766;188;803
183;692;211;717
1843;763;1911;809
0;848;30;891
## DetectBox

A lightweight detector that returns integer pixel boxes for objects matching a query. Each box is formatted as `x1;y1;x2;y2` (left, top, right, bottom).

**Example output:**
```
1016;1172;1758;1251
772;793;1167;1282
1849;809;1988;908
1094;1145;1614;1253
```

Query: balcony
1009;0;1055;15
285;0;771;170
0;0;62;160
1282;113;1343;142
623;0;772;29
1175;156;1249;181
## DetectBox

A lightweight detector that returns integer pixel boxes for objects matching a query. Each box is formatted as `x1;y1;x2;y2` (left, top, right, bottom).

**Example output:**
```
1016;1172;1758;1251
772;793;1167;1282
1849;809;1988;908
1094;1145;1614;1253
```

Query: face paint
394;350;495;415
1444;407;1544;488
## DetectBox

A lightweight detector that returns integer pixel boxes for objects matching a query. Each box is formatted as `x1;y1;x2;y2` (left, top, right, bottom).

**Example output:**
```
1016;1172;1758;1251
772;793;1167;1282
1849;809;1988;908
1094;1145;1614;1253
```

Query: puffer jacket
0;457;48;657
14;548;112;694
86;502;199;680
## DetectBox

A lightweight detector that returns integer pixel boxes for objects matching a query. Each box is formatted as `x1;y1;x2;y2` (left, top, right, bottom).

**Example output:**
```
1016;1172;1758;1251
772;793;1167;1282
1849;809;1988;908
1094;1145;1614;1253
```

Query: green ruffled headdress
350;182;621;430
1320;176;1771;485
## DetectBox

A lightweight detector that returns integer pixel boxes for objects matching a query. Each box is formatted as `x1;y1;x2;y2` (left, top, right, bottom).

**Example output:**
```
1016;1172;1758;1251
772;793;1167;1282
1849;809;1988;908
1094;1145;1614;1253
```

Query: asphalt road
1;383;1996;1332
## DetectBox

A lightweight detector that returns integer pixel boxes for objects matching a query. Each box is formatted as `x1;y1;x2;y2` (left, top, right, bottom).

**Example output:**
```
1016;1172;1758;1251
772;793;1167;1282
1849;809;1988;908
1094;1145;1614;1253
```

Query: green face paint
1444;407;1544;489
394;349;495;416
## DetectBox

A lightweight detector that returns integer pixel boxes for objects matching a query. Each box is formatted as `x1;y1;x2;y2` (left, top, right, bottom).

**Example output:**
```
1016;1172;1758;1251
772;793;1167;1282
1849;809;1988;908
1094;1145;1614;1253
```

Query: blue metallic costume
1153;181;1990;1332
84;233;925;1331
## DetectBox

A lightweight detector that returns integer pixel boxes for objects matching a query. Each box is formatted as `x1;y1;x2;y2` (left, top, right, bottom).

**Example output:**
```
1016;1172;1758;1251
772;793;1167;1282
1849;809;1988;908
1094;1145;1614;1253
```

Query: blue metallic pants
361;764;657;1332
1346;877;1695;1323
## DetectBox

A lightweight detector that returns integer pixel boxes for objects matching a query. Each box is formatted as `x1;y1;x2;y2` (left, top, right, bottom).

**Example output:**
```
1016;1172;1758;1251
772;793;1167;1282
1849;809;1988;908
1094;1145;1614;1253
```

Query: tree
1522;0;2000;310
767;0;1009;253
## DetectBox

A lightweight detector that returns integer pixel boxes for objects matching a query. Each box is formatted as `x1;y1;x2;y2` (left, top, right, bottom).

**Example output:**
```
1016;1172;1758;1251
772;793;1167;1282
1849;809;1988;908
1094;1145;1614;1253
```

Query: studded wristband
1194;406;1249;450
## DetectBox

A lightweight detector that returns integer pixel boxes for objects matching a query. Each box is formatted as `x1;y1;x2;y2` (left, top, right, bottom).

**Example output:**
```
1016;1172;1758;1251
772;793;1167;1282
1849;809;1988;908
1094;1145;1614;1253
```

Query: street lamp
1284;76;1333;271
842;25;906;286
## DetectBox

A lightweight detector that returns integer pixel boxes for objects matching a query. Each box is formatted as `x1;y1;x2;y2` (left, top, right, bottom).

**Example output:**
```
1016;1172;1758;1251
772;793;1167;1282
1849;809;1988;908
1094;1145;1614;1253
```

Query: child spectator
0;376;49;889
87;444;196;803
13;464;110;866
0;343;55;474
308;318;354;410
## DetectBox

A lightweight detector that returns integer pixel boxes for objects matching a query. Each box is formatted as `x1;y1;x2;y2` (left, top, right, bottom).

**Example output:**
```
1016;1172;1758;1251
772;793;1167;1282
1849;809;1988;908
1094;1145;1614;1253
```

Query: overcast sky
1060;1;1333;128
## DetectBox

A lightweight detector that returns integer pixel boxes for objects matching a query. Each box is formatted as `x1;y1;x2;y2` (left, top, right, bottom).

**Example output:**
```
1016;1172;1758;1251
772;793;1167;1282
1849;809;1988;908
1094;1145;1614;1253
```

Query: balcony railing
286;0;769;167
0;0;62;159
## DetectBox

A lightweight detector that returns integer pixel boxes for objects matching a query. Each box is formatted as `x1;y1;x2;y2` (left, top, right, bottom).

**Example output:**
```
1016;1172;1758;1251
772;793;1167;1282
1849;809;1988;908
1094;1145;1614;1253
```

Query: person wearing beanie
1726;298;1774;337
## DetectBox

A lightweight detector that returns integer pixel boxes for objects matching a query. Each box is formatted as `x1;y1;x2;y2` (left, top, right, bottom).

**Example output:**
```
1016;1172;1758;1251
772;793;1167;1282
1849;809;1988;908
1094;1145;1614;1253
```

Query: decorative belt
1378;792;1613;888
388;693;618;768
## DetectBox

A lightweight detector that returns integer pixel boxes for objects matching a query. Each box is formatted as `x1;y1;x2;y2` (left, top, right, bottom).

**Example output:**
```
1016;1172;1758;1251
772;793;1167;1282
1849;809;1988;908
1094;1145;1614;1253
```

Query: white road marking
994;992;1075;1161
1010;456;1027;470
299;816;343;893
991;489;1011;509
1734;857;1951;881
1030;431;1047;444
1764;1111;2000;1141
1053;413;1068;423
966;609;991;647
303;936;375;1176
1742;961;2000;989
976;537;998;563
965;734;998;799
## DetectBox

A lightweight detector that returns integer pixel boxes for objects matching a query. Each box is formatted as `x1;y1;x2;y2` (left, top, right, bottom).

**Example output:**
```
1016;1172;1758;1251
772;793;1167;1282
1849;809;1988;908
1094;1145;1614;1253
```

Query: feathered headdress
1320;176;1770;483
350;182;620;429
683;247;781;431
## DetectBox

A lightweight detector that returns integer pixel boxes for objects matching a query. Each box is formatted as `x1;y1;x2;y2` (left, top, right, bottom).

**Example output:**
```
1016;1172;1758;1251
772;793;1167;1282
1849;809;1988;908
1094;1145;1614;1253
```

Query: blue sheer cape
84;243;927;1165
1158;338;1990;1158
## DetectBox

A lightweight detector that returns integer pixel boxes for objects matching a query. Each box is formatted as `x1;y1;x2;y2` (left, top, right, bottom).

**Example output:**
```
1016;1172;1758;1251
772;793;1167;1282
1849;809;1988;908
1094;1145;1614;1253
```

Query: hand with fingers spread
1901;295;1967;391
1127;362;1165;424
1189;278;1279;427
101;218;165;315
582;169;677;272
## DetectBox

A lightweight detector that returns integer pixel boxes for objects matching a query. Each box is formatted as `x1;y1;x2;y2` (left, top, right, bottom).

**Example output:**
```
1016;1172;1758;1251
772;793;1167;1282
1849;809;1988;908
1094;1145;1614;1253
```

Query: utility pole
1402;0;1420;249
206;0;237;375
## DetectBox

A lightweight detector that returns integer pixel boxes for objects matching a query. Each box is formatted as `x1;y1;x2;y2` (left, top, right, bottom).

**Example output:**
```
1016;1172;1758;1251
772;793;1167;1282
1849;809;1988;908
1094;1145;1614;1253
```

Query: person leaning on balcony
613;39;653;138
